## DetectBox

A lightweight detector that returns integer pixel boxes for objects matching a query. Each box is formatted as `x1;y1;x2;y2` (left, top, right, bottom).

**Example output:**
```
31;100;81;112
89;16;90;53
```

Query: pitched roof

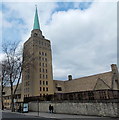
65;71;113;92
54;71;113;93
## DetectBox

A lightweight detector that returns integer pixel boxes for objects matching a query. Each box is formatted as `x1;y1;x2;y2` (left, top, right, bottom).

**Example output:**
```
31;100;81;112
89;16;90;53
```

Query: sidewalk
2;110;109;119
23;111;105;119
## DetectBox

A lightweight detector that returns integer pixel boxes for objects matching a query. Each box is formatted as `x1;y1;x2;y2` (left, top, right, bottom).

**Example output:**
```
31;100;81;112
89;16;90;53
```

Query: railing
24;89;119;102
53;90;119;102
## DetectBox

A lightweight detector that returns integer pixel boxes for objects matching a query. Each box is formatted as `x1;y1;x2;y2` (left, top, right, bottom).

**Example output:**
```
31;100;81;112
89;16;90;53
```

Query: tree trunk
11;83;15;112
11;93;15;112
11;95;15;112
1;86;4;110
1;80;4;110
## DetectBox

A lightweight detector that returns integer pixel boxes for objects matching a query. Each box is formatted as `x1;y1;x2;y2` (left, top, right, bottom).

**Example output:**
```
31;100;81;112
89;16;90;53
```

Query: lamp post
37;100;39;116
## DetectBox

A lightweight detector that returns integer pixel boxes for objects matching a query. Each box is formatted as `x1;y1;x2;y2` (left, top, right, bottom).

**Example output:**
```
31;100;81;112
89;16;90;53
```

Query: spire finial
33;5;40;30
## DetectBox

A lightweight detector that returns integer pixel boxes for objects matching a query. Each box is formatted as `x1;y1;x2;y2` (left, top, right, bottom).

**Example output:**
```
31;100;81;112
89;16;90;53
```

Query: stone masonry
29;101;119;117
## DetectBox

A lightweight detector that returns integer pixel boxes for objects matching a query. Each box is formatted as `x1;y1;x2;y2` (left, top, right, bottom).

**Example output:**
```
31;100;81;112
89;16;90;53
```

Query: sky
0;0;117;80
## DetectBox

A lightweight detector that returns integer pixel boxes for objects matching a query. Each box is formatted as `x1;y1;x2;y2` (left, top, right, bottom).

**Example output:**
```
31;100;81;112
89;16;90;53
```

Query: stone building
21;7;54;99
54;64;119;94
3;83;22;109
2;7;119;109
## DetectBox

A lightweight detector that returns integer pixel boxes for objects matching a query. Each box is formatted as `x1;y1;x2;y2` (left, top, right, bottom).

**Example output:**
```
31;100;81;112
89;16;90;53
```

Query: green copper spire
33;6;40;29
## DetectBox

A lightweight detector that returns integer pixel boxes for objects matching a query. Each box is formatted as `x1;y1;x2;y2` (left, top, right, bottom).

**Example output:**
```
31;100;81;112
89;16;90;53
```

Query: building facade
3;84;22;109
21;7;54;100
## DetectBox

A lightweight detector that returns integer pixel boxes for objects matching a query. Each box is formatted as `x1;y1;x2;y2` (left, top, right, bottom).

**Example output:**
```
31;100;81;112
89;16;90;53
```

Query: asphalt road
2;111;58;120
1;111;117;120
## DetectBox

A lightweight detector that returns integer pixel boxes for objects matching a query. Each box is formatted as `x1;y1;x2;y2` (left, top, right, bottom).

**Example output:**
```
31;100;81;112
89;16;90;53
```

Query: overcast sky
1;0;117;80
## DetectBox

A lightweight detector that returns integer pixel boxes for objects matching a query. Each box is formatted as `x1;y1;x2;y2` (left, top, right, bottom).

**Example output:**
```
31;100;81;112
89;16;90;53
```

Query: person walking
51;105;54;113
49;104;52;113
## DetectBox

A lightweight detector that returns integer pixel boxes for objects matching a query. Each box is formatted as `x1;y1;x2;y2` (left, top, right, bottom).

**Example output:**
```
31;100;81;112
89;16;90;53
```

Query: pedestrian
49;104;52;113
51;105;54;113
18;104;22;112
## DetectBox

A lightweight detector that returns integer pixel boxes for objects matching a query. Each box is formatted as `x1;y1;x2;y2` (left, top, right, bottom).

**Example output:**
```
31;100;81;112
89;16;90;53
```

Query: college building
3;7;119;109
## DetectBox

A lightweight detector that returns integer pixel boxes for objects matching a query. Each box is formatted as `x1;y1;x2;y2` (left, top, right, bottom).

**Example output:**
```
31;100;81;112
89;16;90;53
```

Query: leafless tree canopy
1;42;22;111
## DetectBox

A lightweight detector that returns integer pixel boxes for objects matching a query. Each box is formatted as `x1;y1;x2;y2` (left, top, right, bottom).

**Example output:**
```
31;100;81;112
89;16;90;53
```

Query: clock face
34;33;38;37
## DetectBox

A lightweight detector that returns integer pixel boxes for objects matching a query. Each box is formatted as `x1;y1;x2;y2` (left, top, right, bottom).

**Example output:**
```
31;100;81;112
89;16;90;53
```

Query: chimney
68;75;72;81
111;64;118;74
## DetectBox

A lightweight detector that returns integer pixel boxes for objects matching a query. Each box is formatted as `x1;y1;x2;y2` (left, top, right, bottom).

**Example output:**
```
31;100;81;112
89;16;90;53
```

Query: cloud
2;2;57;48
2;2;117;80
1;0;118;2
0;53;6;62
44;2;117;79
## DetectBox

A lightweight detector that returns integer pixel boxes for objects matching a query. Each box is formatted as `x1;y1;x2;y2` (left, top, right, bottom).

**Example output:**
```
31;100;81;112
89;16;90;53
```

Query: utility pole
37;100;39;116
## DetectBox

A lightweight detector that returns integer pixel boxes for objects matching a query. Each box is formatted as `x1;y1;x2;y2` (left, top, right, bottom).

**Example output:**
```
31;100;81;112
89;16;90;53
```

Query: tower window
46;81;48;85
43;74;45;79
46;75;48;79
27;74;30;79
42;52;44;56
40;80;41;85
28;81;30;86
46;87;48;91
39;62;41;66
45;58;47;62
43;81;45;85
40;74;42;78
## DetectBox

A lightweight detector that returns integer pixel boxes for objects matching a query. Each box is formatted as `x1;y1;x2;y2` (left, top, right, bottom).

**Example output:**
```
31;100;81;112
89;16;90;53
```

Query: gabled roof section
93;78;111;90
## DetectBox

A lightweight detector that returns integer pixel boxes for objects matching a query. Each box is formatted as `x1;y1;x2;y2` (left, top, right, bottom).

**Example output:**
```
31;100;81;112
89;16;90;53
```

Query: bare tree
1;60;10;110
1;41;36;112
2;42;22;112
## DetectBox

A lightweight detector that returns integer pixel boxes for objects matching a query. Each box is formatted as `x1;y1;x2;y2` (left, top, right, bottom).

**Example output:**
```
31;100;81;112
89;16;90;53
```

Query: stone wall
29;101;119;117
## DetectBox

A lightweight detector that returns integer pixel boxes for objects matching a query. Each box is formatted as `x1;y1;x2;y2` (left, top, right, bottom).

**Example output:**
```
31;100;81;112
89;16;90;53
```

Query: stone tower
22;6;54;100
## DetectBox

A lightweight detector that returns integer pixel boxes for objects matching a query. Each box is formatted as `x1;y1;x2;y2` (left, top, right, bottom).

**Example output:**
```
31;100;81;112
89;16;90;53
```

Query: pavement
1;109;112;119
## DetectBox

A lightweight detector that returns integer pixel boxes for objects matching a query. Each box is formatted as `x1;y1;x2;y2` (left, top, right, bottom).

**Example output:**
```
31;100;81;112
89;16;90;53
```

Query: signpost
23;103;28;113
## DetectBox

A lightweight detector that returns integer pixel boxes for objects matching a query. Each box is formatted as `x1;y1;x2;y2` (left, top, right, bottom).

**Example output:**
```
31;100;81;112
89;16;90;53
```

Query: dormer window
56;87;62;91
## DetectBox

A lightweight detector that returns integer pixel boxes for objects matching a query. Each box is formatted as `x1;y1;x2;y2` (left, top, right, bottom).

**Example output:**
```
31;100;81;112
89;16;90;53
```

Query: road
2;111;58;120
1;111;116;120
